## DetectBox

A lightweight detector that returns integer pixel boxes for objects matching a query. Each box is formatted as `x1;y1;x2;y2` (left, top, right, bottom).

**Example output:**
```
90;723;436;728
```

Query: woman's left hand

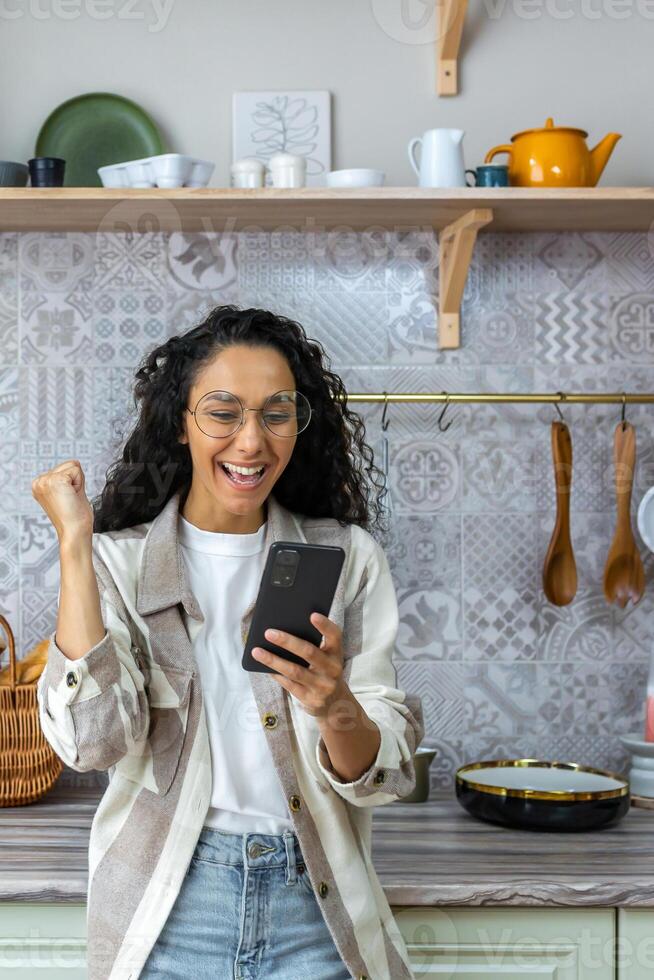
251;613;348;717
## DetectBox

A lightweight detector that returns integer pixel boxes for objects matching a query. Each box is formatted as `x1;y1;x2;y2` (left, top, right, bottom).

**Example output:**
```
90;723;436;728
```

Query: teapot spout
589;133;622;185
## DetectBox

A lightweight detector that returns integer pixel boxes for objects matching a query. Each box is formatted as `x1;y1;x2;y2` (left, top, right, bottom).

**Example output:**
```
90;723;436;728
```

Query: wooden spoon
543;420;578;605
603;420;645;608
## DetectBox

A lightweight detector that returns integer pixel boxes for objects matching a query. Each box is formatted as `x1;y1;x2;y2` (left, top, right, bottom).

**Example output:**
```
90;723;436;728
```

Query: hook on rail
381;391;390;431
555;391;567;424
438;391;453;432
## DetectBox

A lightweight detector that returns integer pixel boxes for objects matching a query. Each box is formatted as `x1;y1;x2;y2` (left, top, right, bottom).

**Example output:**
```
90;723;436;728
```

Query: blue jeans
140;825;352;979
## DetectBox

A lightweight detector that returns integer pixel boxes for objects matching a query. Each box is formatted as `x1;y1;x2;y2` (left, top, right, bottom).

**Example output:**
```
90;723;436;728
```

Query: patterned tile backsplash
4;228;654;792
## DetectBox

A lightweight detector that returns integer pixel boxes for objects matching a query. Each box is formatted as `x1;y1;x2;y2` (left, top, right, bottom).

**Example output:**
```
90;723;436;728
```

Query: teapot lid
511;116;589;140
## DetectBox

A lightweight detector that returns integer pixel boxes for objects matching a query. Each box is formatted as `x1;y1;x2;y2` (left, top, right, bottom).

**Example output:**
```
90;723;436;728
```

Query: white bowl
187;160;215;187
326;168;385;188
150;154;194;188
97;166;128;188
125;160;155;188
637;486;654;552
98;153;215;189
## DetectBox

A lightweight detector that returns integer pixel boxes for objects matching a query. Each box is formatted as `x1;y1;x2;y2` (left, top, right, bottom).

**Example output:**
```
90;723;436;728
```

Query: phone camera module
272;549;299;588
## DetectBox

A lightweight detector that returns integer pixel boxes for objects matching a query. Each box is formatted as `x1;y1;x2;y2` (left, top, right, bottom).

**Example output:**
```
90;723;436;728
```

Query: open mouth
217;461;269;488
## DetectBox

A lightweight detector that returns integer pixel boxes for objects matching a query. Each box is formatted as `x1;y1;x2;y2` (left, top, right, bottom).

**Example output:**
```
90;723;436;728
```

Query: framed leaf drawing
232;90;331;187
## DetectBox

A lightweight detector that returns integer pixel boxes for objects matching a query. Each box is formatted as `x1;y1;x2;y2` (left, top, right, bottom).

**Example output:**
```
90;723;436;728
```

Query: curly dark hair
92;305;390;537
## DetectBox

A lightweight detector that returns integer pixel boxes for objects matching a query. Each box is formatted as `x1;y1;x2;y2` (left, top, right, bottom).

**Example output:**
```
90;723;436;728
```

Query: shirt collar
135;488;306;621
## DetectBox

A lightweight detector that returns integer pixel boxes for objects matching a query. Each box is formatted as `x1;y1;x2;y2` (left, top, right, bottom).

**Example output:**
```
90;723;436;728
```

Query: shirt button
65;671;78;688
318;881;328;898
373;769;386;784
262;712;278;729
289;794;301;812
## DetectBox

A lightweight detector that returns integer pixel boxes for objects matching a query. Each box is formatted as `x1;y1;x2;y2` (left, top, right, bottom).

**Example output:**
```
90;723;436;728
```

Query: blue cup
466;165;509;187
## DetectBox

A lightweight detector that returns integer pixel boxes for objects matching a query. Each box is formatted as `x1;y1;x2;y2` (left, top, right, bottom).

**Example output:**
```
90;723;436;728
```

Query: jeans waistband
196;825;305;873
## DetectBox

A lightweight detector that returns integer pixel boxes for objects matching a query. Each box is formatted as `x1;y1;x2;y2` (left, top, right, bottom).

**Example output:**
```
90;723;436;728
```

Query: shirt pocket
112;659;194;797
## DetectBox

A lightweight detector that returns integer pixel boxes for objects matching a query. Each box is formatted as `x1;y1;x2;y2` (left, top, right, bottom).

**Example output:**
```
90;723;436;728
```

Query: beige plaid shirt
37;489;424;979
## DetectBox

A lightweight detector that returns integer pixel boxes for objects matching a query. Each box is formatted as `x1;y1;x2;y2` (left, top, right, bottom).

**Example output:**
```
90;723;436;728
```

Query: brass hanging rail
341;391;654;405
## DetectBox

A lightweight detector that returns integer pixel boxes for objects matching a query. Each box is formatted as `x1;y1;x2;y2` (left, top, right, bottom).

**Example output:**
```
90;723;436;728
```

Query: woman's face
178;344;298;531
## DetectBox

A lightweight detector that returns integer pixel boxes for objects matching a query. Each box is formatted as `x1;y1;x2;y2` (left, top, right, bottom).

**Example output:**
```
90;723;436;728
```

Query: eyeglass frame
185;387;313;439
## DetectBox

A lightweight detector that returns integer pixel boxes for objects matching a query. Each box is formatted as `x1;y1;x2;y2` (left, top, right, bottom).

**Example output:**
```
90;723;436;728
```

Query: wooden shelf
0;187;653;234
2;186;652;352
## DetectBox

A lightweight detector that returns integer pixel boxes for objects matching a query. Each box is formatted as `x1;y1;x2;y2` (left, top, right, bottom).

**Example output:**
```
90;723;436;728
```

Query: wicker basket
0;613;63;806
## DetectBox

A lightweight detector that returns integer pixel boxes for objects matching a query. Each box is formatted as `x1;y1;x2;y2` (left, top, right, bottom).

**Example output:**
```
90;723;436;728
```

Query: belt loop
283;832;297;885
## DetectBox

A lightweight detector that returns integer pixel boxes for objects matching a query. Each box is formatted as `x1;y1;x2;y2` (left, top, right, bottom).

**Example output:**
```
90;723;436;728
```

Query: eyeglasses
186;388;312;439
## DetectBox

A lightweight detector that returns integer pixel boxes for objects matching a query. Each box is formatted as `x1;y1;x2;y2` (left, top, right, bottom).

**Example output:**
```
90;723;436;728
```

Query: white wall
2;0;652;186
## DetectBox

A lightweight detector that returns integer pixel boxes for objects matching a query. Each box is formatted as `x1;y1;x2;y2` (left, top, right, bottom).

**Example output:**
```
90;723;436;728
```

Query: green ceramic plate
35;92;165;187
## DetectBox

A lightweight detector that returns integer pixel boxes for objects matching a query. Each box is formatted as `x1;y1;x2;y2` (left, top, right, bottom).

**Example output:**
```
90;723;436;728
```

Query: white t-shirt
178;513;294;834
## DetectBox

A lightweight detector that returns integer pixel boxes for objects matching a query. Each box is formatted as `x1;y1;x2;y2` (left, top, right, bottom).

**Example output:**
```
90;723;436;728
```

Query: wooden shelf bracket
438;208;493;349
436;0;469;95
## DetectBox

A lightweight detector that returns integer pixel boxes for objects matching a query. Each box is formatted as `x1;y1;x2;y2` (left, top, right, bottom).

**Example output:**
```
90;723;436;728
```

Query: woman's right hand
31;459;94;544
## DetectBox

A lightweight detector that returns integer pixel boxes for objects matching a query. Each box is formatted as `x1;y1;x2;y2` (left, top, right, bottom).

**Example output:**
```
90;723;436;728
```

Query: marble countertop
2;782;654;907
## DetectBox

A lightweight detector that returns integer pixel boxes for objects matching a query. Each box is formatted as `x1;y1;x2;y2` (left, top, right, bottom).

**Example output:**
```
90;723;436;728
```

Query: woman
33;305;424;980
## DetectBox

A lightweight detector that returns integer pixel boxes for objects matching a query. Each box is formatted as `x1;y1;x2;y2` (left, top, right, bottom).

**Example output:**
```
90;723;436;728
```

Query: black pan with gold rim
455;759;630;832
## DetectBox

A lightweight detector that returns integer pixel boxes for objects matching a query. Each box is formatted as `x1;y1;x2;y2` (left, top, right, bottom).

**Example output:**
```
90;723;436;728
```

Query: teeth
222;462;265;476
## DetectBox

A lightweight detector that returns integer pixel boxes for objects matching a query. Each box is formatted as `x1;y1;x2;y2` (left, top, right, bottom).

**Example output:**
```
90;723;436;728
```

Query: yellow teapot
484;117;621;187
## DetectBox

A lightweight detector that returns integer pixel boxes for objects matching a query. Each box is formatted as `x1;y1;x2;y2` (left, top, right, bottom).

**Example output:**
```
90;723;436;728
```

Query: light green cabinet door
392;906;615;978
0;904;87;978
617;909;654;979
0;900;620;978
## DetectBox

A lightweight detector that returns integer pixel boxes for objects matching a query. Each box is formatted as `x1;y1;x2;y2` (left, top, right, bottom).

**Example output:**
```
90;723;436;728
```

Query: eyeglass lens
194;389;311;438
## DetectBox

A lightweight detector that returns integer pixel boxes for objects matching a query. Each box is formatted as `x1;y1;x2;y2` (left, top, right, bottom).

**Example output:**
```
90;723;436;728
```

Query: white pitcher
408;128;466;187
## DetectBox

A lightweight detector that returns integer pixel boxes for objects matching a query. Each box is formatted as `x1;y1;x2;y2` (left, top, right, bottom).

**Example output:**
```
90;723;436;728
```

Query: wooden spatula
543;420;578;606
603;420;645;608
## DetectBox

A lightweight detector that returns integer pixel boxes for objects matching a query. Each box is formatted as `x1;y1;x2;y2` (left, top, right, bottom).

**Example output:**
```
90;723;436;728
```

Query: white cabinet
616;910;654;980
0;902;627;978
0;904;87;978
392;906;615;978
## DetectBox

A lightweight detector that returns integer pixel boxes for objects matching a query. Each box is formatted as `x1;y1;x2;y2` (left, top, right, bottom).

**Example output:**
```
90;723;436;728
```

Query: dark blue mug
466;164;509;187
28;157;66;187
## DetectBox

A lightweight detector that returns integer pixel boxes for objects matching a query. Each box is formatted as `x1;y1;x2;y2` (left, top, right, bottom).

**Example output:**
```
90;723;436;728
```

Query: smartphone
241;541;346;673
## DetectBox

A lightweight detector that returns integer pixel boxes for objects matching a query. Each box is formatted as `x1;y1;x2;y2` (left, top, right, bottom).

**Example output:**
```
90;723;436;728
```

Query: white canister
268;152;307;188
619;734;654;796
231;157;266;188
